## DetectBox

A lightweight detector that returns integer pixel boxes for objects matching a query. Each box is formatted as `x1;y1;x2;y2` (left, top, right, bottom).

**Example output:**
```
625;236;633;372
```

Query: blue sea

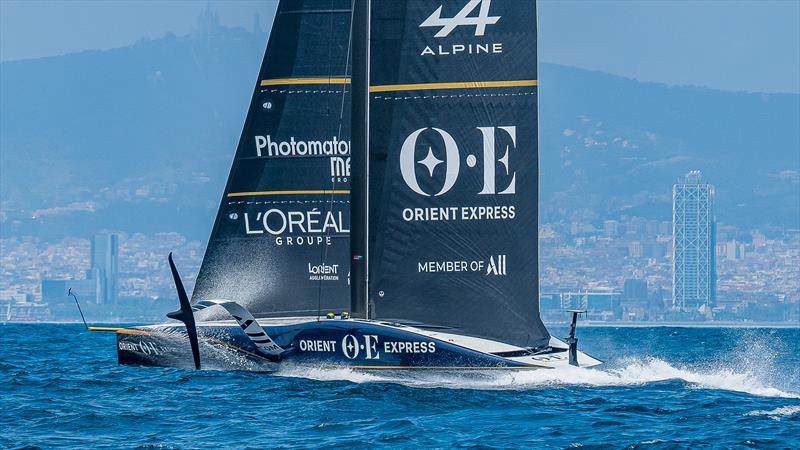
1;324;798;449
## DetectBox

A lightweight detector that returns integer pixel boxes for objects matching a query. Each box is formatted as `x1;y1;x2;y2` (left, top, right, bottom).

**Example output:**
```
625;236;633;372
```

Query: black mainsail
352;0;550;349
192;0;353;318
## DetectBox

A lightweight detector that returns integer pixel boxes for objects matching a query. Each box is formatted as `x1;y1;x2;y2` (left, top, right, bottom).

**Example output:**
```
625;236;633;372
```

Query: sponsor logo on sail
399;126;516;197
308;263;340;281
243;208;349;246
419;0;503;57
486;254;506;276
330;156;350;182
421;0;499;37
254;135;350;158
417;255;507;275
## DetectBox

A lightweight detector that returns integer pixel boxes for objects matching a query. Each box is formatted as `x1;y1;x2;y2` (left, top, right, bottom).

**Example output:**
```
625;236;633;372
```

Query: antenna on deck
566;310;585;366
68;288;89;330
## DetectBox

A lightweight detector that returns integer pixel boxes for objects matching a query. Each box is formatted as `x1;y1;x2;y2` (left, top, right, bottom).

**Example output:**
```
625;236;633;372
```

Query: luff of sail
362;0;550;349
192;0;354;319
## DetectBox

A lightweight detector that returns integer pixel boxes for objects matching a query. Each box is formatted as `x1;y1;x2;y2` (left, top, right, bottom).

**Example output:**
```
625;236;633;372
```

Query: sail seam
227;200;350;205
261;89;349;94
369;79;537;93
373;92;537;101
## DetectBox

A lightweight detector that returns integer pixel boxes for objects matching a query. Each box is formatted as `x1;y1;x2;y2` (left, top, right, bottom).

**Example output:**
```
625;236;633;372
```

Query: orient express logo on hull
419;0;503;57
118;340;169;356
298;334;437;360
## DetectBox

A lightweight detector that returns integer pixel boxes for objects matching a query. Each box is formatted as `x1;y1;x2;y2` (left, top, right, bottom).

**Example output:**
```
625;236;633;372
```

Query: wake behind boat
93;0;601;371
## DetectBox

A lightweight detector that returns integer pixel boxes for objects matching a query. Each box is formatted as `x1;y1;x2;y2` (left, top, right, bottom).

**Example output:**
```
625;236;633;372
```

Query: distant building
561;290;621;321
538;293;562;311
0;299;50;321
603;220;619;238
722;240;746;260
658;221;671;236
42;277;102;306
752;231;767;248
622;279;648;306
628;241;643;258
197;2;221;35
672;170;716;311
91;233;119;304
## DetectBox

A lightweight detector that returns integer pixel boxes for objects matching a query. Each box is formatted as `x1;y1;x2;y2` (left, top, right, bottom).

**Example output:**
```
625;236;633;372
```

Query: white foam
746;405;800;419
272;357;800;399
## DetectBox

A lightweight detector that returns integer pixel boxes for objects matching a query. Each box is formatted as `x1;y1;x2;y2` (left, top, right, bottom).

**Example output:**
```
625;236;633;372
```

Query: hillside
1;26;798;240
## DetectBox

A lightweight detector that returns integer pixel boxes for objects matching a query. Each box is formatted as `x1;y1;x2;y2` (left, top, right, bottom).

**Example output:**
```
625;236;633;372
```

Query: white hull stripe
192;299;283;356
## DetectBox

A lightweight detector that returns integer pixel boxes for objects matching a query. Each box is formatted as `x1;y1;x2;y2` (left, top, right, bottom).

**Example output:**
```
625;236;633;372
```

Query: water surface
1;324;798;448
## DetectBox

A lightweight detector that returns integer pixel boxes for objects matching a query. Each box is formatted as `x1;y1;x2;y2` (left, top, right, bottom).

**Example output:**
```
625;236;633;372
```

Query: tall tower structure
91;233;119;305
672;170;716;311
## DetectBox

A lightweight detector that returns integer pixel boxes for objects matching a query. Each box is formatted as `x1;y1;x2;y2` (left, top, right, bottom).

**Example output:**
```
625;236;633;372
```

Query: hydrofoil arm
192;299;284;356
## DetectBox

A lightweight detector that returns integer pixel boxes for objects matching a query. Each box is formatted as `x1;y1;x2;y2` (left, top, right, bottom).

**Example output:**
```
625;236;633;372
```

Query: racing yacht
97;0;601;371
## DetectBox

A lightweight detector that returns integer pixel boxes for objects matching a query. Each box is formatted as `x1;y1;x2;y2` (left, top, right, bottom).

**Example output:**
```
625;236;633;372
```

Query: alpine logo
420;0;500;38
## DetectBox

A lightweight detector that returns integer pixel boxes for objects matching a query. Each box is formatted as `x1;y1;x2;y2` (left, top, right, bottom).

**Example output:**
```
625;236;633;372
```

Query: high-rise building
722;240;746;260
672;170;716;311
91;233;119;304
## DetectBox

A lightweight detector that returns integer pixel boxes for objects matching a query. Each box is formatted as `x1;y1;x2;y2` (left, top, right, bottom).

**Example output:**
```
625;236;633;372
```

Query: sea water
1;324;798;448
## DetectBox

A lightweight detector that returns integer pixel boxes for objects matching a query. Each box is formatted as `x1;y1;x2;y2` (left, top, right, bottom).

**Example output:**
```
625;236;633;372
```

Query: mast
350;0;370;319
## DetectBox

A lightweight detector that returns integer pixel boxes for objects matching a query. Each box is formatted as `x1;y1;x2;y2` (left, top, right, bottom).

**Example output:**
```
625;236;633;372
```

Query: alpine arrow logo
420;0;500;38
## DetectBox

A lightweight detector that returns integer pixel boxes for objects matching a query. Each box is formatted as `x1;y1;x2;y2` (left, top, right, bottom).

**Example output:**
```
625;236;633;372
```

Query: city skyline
3;167;797;323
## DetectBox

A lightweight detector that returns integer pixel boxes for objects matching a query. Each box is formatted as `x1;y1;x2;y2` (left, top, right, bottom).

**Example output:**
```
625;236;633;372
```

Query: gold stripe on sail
260;77;351;86
227;190;351;197
369;79;537;93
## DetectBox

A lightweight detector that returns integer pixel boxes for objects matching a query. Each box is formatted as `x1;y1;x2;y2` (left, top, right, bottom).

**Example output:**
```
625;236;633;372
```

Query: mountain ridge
1;26;798;240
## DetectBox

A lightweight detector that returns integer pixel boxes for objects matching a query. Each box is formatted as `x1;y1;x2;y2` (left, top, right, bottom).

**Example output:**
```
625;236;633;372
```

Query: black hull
116;319;548;371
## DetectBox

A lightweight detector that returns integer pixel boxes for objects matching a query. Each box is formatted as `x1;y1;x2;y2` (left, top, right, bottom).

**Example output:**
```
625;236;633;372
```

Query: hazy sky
1;0;798;93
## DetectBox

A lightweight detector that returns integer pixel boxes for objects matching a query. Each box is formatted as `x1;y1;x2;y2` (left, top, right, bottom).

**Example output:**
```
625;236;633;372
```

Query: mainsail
192;0;353;318
353;0;550;348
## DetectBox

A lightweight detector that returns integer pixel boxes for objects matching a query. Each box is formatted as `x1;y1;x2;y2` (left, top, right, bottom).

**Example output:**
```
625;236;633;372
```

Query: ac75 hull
115;317;601;371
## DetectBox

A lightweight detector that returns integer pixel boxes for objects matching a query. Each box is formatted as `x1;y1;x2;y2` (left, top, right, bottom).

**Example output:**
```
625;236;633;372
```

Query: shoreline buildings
41;233;118;310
